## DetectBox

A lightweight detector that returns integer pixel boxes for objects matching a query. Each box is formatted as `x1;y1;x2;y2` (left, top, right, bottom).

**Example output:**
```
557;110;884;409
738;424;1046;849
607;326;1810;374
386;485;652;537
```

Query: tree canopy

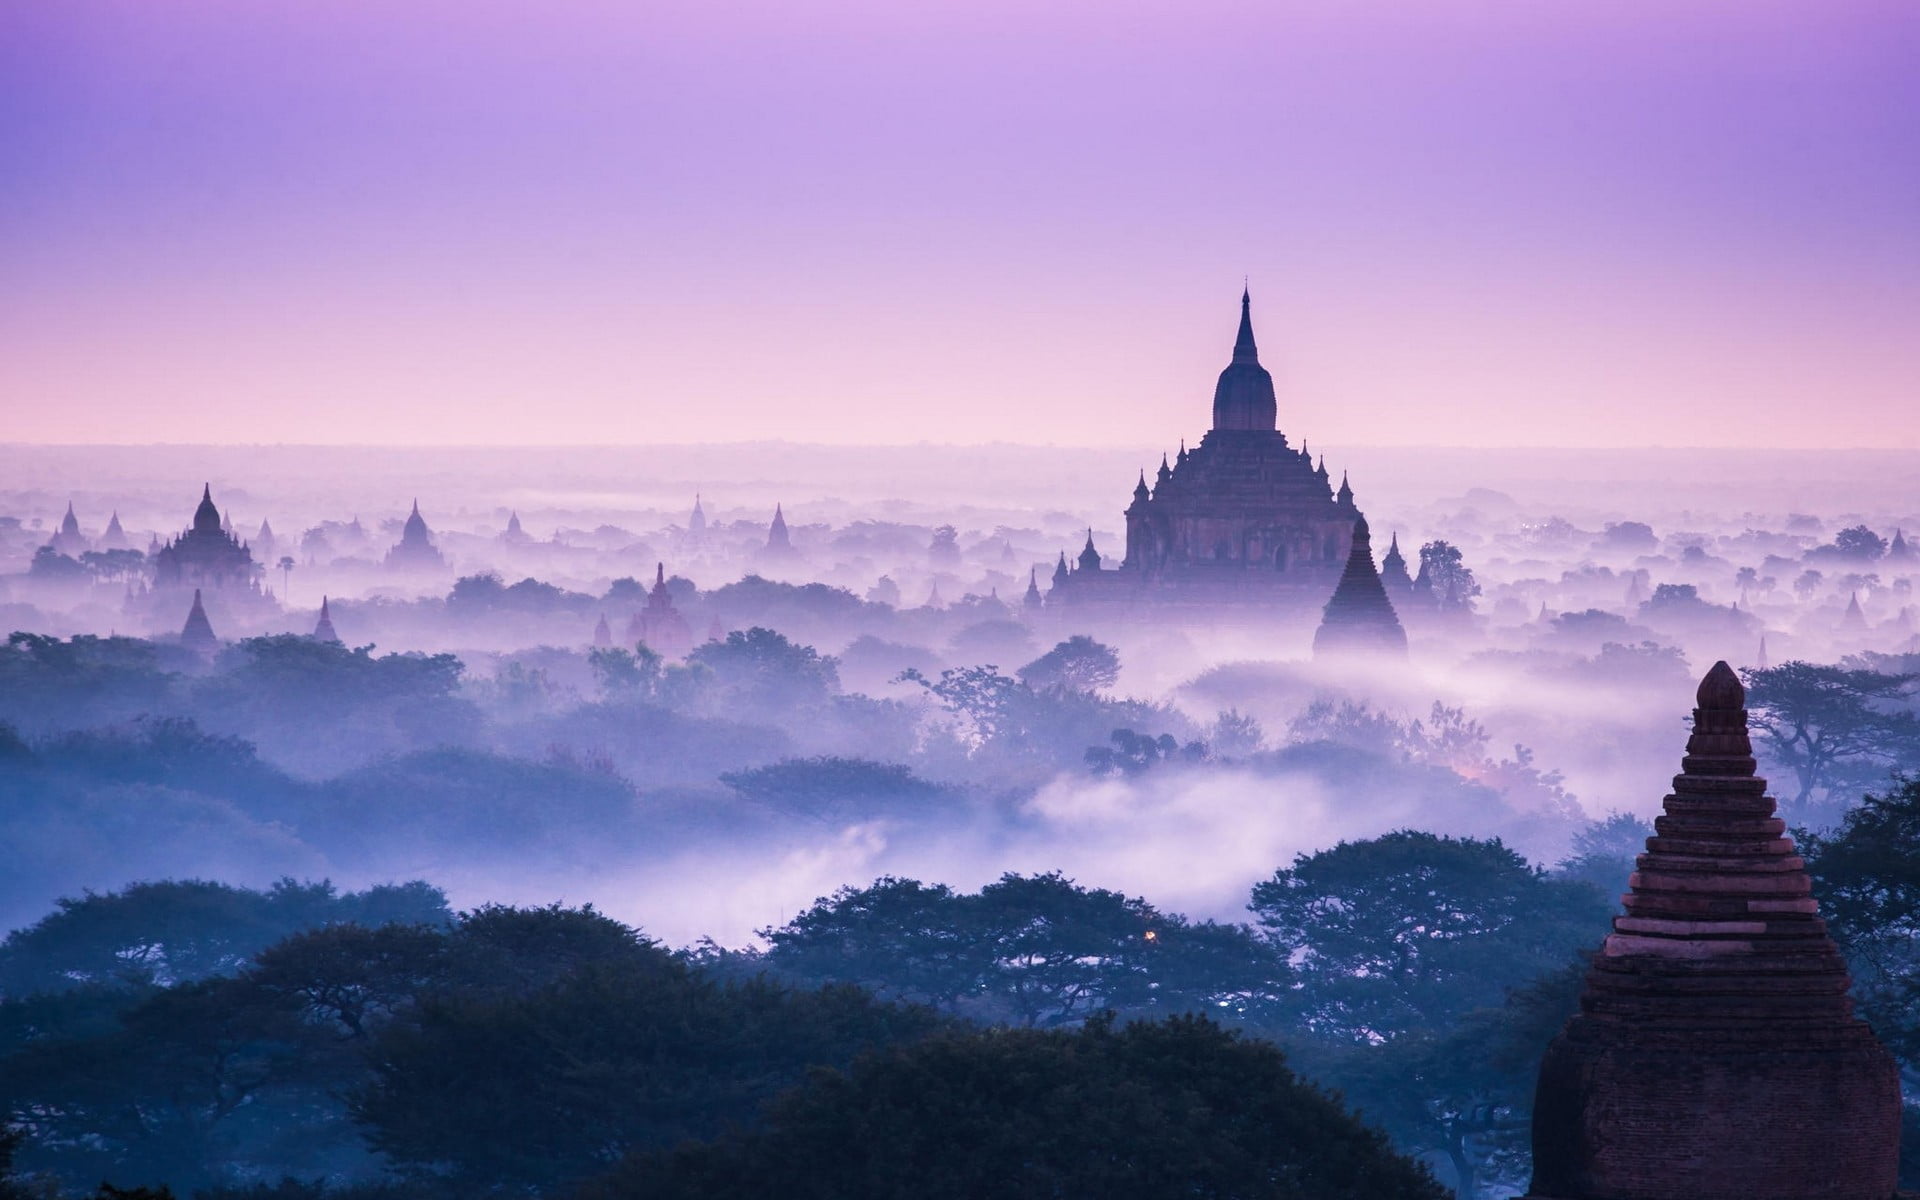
585;1015;1450;1200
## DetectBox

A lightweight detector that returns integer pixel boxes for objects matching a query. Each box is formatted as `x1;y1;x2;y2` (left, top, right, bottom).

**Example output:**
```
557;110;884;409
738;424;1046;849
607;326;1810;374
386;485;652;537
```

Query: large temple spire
1231;284;1258;364
1211;286;1277;432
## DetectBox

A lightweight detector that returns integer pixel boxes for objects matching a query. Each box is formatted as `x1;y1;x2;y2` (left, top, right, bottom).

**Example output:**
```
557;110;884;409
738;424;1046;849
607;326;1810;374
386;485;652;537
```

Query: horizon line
6;441;1920;455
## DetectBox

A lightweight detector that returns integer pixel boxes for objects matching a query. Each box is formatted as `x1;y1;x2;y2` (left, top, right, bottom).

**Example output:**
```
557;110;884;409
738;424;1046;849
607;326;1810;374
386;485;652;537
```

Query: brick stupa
1526;661;1901;1200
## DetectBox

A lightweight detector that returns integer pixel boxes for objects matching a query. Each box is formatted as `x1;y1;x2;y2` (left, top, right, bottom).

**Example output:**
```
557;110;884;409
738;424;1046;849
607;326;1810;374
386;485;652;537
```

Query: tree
247;924;451;1040
0;879;450;996
1017;635;1120;693
1741;662;1920;814
0;976;322;1193
1601;521;1655;550
1801;775;1920;1064
760;878;983;1010
1795;569;1825;601
585;1015;1451;1200
587;644;663;699
1084;728;1199;775
1304;966;1585;1200
718;757;941;822
1249;832;1609;1042
762;874;1288;1029
928;524;960;566
79;549;149;585
1554;811;1653;898
685;627;839;713
1417;541;1480;611
1209;707;1266;757
349;957;941;1193
1832;525;1889;560
1735;566;1759;603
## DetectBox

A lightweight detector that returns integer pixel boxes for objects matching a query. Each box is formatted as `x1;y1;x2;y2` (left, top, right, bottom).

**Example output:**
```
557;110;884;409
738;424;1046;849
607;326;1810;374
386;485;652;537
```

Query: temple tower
180;589;219;654
1211;287;1277;431
1526;662;1900;1200
100;511;131;552
313;596;341;644
1841;591;1867;632
1379;532;1413;600
1311;515;1407;658
763;503;796;559
385;500;446;569
1887;528;1912;565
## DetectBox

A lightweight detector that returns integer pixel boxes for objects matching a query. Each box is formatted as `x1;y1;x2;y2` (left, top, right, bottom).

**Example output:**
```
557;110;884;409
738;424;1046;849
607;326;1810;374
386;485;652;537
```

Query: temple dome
1211;288;1276;432
192;484;222;535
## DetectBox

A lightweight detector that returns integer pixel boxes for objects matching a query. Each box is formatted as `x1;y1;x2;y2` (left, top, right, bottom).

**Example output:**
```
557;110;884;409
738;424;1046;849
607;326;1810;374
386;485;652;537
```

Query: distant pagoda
47;502;89;556
627;563;693;657
1312;515;1407;659
180;589;219;654
1379;532;1413;601
312;596;341;644
99;510;132;552
154;485;257;590
1886;528;1912;565
763;503;796;559
1526;662;1900;1199
384;501;446;570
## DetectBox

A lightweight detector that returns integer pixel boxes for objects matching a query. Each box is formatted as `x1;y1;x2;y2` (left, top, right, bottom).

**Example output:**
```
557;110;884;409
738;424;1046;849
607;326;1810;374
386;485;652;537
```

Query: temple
385;501;446;570
180;589;219;654
626;563;693;657
100;511;132;552
1525;662;1900;1200
1312;515;1407;658
154;486;258;590
47;503;89;556
312;596;341;644
1047;289;1363;614
763;503;796;558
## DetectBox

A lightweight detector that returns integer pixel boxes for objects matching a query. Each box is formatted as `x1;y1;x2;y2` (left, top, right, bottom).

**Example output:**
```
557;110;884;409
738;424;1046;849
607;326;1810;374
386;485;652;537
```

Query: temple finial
1697;660;1744;711
1232;284;1258;363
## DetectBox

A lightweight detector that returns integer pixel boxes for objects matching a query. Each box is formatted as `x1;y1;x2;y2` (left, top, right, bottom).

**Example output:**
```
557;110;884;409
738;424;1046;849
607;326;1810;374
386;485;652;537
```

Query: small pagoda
1312;514;1407;659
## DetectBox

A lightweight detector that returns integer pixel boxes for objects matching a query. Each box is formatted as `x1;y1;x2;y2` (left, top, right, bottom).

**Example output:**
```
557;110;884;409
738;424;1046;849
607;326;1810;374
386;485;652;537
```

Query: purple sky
3;1;1917;448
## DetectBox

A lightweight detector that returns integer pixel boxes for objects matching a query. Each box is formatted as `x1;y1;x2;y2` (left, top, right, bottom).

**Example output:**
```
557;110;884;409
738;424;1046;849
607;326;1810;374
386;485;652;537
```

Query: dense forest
4;621;1918;1197
2;787;1916;1197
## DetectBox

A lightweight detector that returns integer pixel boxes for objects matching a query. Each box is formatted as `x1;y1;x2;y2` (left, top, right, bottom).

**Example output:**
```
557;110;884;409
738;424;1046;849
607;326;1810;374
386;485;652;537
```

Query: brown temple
1525;661;1901;1200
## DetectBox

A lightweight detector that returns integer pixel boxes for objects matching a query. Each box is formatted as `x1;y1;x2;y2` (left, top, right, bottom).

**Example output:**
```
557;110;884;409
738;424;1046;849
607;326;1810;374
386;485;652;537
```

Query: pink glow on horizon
2;1;1917;448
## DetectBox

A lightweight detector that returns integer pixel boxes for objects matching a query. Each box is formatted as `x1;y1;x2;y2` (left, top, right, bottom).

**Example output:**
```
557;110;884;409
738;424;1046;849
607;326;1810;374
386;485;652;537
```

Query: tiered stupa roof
1311;515;1407;659
181;589;219;653
1379;532;1413;598
1526;662;1900;1199
312;596;341;644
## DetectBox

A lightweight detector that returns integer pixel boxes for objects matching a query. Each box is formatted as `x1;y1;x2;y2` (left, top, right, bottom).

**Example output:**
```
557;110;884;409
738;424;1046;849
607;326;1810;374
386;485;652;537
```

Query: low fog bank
4;441;1920;948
